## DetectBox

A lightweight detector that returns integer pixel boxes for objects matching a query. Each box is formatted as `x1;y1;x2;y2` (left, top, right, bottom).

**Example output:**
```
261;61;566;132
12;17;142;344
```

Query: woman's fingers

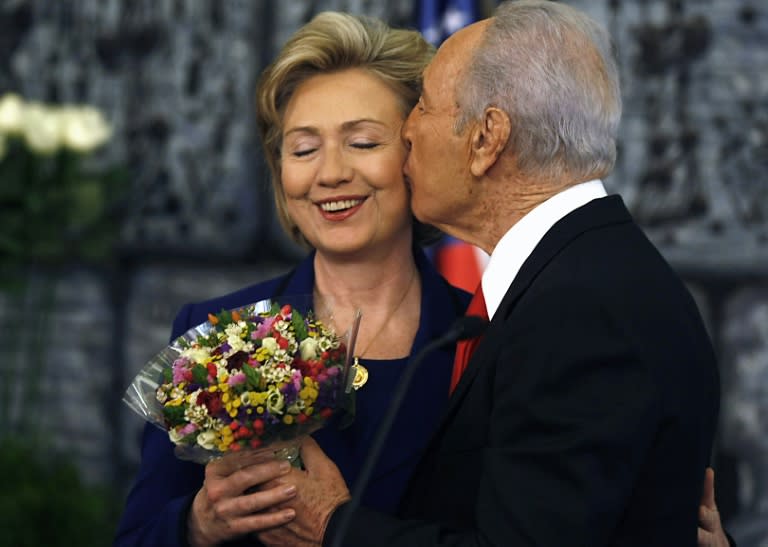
206;458;292;501
215;480;298;520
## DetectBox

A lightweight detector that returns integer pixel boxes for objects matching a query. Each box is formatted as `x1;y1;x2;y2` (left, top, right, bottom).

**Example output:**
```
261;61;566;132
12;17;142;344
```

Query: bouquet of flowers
124;297;360;464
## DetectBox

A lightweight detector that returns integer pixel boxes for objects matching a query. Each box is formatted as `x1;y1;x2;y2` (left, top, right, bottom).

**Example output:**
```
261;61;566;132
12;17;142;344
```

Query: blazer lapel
437;195;632;425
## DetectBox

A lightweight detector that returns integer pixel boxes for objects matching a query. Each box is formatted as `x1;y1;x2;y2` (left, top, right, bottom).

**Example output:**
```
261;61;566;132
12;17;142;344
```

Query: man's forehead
424;19;490;88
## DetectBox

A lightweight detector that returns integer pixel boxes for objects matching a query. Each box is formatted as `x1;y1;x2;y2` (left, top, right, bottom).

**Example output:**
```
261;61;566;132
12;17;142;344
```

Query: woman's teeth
320;199;363;212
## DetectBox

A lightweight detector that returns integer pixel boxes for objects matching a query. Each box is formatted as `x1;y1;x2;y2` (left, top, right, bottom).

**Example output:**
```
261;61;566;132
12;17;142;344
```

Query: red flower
226;350;249;371
206;363;218;379
196;391;223;415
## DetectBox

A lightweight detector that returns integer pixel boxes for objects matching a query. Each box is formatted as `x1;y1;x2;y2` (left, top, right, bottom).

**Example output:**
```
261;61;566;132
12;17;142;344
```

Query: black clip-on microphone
329;315;490;547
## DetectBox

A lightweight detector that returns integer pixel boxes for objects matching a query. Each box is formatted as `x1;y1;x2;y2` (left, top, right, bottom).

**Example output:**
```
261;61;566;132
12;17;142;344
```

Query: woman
114;11;730;547
114;12;470;547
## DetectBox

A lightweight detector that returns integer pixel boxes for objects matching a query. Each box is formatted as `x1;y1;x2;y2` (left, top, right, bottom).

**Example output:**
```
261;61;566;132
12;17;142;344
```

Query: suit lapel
437;195;632;425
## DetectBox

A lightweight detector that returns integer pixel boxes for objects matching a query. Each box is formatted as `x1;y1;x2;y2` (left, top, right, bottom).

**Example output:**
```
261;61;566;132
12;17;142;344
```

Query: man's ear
469;107;511;177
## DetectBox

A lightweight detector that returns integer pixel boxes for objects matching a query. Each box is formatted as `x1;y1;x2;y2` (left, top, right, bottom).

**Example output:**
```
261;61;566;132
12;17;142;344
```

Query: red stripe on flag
434;241;483;293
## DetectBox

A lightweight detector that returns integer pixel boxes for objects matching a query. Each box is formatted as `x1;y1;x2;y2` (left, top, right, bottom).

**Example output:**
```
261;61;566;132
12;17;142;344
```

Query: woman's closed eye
292;147;317;157
350;141;380;150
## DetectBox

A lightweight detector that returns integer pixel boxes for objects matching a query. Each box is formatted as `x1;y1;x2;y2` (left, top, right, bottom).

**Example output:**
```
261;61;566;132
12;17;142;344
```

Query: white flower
299;337;319;360
196;430;217;450
225;322;244;338
318;336;335;352
155;386;169;404
182;346;211;365
185;401;209;425
227;335;252;354
0;93;25;134
59;105;112;152
169;427;185;444
274;348;292;365
22;102;61;155
261;337;278;354
265;387;285;415
287;400;305;414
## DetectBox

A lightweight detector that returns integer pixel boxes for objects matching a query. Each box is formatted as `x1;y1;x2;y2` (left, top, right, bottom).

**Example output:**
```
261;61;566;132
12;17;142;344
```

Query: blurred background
0;0;766;545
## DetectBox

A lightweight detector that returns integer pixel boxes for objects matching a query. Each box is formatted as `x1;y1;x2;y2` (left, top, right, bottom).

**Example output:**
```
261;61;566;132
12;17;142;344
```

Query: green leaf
161;404;186;426
192;363;209;384
291;308;307;339
242;363;261;390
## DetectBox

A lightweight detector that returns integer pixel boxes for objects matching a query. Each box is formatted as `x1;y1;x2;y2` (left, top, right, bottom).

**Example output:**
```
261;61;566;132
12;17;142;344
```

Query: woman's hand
187;451;299;547
698;467;732;547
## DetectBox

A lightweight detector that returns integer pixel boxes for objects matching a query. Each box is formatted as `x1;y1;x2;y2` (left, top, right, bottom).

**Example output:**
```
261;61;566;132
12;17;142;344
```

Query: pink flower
228;372;246;386
172;357;192;383
179;423;198;436
291;369;302;391
252;316;276;340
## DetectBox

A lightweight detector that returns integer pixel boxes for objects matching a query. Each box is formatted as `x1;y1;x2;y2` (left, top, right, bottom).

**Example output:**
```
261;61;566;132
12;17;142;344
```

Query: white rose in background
0;93;25;134
0;91;125;286
0;93;114;155
22;102;62;155
59;106;112;153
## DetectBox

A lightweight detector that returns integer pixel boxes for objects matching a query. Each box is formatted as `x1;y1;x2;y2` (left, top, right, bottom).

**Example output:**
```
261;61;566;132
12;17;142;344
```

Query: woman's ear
469;107;511;178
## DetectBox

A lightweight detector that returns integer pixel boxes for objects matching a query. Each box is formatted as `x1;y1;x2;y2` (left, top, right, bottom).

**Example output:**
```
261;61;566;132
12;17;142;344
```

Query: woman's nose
317;146;353;186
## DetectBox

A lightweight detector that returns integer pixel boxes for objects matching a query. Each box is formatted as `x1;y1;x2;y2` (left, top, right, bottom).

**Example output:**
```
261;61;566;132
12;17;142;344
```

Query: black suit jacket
327;196;720;546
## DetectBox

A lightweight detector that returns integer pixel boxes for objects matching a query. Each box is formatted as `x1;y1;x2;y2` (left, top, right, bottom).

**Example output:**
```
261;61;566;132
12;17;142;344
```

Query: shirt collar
482;179;607;319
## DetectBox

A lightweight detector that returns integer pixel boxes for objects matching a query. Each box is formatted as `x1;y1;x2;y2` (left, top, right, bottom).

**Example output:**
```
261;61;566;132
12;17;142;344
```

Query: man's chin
409;200;430;226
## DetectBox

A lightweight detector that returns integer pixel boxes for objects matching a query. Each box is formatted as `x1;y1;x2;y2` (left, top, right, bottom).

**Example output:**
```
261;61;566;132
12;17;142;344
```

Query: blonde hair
255;11;438;247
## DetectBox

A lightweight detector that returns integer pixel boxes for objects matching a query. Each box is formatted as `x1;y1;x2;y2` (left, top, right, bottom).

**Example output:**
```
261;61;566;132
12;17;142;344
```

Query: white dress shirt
482;179;608;320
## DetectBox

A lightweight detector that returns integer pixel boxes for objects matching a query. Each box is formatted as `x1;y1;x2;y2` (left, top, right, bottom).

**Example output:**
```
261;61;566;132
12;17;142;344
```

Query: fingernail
284;509;296;520
283;485;297;496
279;461;291;473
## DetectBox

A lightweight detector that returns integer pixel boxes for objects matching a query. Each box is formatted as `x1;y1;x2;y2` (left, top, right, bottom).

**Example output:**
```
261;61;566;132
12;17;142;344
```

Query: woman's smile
315;195;368;220
280;68;412;256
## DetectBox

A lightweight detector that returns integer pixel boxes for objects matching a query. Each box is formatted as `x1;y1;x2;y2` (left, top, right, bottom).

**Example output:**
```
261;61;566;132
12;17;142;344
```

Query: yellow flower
283;415;294;425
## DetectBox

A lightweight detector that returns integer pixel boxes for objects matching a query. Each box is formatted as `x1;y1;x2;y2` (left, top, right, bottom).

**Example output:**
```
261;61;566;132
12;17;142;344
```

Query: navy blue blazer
114;248;470;547
326;196;720;546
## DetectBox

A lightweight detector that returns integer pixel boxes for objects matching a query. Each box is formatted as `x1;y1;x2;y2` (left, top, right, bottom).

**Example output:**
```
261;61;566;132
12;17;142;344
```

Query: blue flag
418;0;479;46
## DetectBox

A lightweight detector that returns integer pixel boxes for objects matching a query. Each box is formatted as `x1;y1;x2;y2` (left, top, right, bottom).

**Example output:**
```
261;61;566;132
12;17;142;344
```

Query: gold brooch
351;357;368;390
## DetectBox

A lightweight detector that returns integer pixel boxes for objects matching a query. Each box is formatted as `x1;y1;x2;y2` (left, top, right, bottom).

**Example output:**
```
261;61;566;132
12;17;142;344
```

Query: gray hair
455;0;622;181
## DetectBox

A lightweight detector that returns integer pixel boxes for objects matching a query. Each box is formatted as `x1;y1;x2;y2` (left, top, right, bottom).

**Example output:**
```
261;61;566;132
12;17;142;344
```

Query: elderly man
259;1;721;545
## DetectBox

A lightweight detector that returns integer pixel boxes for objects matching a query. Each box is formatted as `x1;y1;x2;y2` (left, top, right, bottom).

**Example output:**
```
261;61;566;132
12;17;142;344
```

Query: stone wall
0;0;766;544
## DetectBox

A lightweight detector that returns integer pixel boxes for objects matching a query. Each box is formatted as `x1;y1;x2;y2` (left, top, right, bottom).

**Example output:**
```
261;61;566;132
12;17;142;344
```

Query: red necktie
449;283;488;394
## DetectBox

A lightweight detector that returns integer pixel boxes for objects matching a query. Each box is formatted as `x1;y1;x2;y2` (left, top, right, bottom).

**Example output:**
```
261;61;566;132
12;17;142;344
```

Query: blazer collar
442;195;633;417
